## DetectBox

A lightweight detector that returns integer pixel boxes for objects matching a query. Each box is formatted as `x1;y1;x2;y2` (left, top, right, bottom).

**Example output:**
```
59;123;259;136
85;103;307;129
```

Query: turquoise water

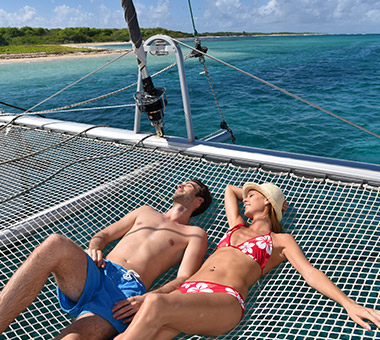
1;34;379;164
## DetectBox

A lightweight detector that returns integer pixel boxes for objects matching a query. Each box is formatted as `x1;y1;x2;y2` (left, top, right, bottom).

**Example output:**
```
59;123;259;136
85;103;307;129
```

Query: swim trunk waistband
179;280;245;319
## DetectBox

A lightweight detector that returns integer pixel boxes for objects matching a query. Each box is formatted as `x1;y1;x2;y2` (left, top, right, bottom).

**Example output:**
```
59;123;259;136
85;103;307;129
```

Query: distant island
0;26;319;46
0;26;320;61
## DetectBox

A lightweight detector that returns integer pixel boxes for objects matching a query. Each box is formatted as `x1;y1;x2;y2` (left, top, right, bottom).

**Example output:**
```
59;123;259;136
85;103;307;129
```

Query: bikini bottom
179;280;245;319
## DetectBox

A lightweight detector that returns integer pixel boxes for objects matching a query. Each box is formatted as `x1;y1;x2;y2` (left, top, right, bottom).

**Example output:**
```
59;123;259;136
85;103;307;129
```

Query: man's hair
190;179;212;217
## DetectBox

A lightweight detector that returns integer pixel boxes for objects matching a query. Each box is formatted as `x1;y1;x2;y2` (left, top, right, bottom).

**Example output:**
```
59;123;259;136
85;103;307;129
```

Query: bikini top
217;223;272;271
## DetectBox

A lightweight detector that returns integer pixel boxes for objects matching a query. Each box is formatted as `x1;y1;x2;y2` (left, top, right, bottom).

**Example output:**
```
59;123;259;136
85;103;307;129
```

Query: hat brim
243;183;264;200
242;182;283;222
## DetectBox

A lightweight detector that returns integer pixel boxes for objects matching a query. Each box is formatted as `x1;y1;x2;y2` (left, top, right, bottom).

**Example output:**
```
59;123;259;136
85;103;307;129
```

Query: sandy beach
0;42;131;64
0;35;326;65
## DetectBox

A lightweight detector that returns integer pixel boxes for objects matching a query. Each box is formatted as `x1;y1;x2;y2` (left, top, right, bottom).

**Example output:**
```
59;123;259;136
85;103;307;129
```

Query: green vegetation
0;26;318;57
0;26;193;46
0;44;96;54
0;26;315;47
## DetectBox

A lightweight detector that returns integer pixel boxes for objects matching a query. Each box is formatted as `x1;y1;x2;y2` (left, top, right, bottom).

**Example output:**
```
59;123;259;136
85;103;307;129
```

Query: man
0;179;212;339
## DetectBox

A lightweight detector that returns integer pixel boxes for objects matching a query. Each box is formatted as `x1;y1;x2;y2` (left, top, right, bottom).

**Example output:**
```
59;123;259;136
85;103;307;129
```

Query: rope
25;50;133;113
200;59;225;122
199;58;236;143
199;128;224;141
180;1;236;145
0;132;156;205
32;82;138;115
173;38;380;140
1;133;380;339
30;57;182;116
0;114;25;132
3;36;378;141
0;101;44;117
0;125;108;166
34;104;135;114
0;51;191;144
0;50;133;132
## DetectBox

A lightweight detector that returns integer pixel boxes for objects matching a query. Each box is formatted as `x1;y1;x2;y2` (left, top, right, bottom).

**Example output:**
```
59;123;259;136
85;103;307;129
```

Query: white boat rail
1;114;379;185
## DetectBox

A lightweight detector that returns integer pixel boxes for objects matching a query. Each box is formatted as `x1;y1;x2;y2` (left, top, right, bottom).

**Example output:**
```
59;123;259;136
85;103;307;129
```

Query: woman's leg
115;326;180;340
118;291;242;340
151;326;180;340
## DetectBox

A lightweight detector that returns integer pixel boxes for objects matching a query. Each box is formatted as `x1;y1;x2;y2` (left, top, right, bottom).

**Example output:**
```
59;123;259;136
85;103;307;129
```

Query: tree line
0;27;193;46
0;26;309;47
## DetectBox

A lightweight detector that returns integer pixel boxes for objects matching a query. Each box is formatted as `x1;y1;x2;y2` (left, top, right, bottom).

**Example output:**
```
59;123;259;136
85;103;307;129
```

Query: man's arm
87;206;146;268
153;227;208;293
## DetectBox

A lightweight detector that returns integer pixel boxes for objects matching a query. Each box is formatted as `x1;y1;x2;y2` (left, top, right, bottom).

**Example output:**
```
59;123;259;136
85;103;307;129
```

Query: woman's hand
345;301;380;330
112;294;147;324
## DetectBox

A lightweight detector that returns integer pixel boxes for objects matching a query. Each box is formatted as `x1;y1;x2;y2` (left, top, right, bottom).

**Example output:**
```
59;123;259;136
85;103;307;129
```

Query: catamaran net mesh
0;123;379;340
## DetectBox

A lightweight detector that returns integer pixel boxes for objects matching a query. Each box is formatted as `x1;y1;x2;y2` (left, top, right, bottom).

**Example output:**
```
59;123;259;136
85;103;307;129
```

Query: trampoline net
0;123;379;340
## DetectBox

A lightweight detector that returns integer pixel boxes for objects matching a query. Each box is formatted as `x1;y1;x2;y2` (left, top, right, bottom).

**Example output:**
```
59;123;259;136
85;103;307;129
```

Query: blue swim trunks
57;254;146;333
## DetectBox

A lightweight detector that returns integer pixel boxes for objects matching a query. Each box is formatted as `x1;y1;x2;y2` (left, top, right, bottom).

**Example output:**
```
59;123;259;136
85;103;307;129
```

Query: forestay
0;120;379;340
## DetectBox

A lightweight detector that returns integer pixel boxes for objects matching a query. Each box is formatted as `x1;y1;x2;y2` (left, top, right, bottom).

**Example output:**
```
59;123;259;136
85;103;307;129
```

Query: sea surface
1;34;379;164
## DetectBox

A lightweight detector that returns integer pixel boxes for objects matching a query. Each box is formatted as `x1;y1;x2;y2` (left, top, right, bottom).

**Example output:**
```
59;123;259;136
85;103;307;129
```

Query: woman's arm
281;234;380;330
224;185;245;229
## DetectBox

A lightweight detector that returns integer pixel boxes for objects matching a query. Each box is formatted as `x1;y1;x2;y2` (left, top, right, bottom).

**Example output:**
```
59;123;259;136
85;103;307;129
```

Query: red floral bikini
217;223;272;271
179;224;273;319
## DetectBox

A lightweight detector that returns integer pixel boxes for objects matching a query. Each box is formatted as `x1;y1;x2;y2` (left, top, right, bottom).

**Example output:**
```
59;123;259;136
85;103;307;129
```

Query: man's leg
0;233;88;334
53;313;117;340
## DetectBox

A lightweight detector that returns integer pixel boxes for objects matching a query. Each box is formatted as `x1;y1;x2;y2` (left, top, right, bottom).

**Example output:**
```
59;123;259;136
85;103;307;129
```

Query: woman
115;182;380;340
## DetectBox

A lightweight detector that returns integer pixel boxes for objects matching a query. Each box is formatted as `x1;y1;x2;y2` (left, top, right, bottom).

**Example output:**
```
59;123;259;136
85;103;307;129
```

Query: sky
0;0;379;34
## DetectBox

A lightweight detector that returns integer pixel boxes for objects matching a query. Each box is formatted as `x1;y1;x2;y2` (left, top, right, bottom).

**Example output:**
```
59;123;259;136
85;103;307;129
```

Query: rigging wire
25;50;133;113
34;104;135;114
0;101;44;117
26;57;181;116
3;32;377;141
173;38;380;140
0;50;133;131
34;82;138;115
186;1;235;142
199;58;236;143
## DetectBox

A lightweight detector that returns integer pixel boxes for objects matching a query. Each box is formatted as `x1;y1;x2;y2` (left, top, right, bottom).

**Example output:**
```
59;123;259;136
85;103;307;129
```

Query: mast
121;0;167;137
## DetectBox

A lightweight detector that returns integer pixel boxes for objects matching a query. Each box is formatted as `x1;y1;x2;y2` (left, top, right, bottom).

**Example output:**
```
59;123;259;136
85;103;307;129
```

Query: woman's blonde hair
267;204;282;233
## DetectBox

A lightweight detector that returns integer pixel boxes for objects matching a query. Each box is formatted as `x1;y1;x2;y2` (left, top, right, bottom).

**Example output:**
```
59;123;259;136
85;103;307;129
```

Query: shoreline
0;34;340;65
0;42;131;64
0;50;127;65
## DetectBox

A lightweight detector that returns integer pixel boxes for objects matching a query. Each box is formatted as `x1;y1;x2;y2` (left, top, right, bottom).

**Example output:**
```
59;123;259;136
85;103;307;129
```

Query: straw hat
242;182;285;222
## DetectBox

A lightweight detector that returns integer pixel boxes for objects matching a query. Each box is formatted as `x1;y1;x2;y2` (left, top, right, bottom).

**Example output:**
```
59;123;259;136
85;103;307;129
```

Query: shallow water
1;34;379;164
